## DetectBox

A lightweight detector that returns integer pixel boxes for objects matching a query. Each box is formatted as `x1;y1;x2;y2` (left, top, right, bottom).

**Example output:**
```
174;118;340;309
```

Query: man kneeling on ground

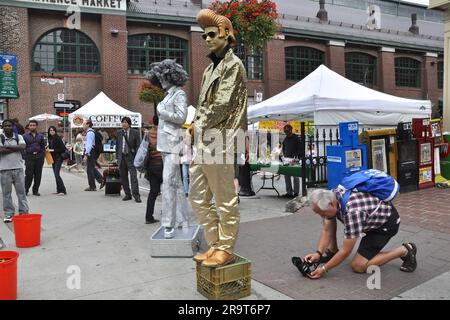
302;188;417;279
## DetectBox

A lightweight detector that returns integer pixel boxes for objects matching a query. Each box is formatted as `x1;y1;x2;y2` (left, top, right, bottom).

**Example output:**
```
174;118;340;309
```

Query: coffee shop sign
88;115;140;128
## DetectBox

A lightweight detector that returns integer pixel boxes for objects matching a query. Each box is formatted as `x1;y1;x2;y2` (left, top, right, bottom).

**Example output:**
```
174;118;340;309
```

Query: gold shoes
193;247;216;262
202;250;235;268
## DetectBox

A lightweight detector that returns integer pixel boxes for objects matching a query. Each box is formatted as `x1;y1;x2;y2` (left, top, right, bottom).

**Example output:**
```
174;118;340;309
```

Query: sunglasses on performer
202;31;218;40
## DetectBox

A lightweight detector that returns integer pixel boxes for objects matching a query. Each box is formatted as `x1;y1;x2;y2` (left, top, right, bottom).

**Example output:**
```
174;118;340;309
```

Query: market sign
0;54;18;99
5;0;126;14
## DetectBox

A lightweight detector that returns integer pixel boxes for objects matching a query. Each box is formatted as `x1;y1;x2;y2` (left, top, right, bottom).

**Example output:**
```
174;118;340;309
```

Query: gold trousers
189;162;239;254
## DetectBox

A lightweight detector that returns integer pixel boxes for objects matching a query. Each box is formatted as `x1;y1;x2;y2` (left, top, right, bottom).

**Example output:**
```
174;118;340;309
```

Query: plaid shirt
333;189;393;239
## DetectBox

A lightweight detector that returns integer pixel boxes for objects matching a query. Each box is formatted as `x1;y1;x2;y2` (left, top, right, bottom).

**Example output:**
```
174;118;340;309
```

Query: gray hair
144;59;188;87
308;189;336;211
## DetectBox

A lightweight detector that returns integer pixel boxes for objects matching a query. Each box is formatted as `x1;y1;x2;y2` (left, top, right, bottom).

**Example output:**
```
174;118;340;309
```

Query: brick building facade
0;0;445;125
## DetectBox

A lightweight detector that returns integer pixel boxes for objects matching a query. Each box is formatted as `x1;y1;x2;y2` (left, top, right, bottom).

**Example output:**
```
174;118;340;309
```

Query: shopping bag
133;135;149;173
45;150;54;165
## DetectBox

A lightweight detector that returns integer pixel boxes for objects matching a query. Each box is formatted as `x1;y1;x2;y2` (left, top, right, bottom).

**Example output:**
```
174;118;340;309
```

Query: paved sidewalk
1;167;449;299
0;168;291;300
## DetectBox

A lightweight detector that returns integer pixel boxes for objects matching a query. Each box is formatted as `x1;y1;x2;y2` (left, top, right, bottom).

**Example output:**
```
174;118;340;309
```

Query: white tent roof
248;65;432;126
69;92;142;128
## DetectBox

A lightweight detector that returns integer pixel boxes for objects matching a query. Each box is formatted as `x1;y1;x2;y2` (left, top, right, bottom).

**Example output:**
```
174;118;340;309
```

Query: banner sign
6;0;126;14
0;54;18;99
71;114;141;128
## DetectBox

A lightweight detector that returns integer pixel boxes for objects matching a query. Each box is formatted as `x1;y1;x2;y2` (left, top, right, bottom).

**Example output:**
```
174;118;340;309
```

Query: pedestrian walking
116;117;141;203
47;126;67;195
145;118;162;224
83;120;104;191
23;120;45;196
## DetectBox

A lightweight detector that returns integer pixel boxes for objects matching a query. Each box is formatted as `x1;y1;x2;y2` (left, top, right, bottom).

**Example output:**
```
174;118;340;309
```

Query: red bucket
0;251;19;300
13;213;42;248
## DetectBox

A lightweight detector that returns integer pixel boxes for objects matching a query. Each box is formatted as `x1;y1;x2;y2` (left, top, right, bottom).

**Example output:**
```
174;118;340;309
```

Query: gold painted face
203;26;229;54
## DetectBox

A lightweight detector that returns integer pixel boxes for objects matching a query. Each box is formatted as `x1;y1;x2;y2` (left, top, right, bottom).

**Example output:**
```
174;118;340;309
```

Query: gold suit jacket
194;48;248;155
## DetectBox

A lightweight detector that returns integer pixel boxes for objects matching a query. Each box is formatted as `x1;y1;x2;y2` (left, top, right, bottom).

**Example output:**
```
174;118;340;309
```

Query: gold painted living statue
189;9;248;267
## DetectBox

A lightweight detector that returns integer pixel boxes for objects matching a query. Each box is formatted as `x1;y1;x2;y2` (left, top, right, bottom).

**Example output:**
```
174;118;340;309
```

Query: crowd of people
0;115;197;228
0;7;418;277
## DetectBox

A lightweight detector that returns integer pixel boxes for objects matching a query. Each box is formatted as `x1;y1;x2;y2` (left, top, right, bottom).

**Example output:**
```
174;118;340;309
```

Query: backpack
0;133;25;159
338;169;400;214
88;129;103;155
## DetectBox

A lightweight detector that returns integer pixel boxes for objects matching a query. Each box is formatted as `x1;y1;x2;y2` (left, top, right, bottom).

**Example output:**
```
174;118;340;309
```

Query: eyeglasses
201;31;218;40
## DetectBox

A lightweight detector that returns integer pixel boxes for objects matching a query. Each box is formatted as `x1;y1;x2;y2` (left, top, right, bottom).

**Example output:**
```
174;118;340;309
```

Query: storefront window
345;52;377;87
235;43;263;80
285;46;324;81
127;34;188;75
32;29;100;73
395;57;421;88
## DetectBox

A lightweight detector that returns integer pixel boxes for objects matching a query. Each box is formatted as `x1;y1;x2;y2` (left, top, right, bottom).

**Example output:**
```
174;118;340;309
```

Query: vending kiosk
359;128;398;180
431;119;449;184
396;122;418;192
327;121;368;189
441;134;450;180
412;118;434;189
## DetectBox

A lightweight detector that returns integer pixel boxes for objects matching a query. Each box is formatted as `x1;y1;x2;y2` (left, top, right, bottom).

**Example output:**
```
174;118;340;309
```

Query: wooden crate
196;254;251;300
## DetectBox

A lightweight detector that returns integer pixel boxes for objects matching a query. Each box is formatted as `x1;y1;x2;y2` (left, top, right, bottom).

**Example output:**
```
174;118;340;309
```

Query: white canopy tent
69;92;142;128
248;65;432;126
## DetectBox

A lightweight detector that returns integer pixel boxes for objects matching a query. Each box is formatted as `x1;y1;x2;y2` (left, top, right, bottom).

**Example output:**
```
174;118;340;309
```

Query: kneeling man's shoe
193;247;216;262
202;250;235;268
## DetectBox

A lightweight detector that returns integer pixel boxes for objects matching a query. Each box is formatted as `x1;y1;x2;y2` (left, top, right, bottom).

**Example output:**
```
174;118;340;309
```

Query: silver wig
144;59;188;87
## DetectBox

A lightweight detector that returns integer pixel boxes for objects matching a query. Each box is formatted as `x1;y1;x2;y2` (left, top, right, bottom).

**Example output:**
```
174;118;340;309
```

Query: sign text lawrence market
12;0;125;11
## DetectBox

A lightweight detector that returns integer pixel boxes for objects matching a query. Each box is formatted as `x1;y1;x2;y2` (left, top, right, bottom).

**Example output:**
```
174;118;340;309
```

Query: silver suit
161;152;191;228
156;86;191;228
157;86;187;154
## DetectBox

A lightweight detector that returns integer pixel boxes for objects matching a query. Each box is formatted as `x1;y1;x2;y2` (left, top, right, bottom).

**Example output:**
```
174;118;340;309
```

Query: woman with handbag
145;117;163;224
47;126;67;195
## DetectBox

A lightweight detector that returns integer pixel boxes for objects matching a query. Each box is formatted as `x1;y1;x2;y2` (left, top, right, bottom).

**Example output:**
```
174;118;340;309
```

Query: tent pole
300;121;307;197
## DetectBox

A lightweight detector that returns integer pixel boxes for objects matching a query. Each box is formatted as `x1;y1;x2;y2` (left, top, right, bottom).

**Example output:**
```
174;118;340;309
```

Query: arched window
285;47;324;81
32;29;100;73
127;34;188;75
438;61;443;89
345;52;377;87
235;43;263;80
395;57;421;88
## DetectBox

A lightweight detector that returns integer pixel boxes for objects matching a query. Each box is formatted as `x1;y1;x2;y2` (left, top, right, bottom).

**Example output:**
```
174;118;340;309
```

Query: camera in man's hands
291;256;319;277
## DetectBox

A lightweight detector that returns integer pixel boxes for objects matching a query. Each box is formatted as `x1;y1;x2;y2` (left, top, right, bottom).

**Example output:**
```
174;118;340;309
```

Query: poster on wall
345;149;362;169
420;142;432;164
371;139;387;173
419;167;433;184
0;54;18;99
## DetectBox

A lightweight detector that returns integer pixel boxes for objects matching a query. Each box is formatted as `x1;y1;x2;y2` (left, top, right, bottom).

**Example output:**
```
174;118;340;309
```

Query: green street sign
0;54;18;99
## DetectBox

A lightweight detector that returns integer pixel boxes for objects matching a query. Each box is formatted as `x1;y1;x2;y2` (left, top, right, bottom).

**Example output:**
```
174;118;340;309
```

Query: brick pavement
394;187;450;234
234;186;450;300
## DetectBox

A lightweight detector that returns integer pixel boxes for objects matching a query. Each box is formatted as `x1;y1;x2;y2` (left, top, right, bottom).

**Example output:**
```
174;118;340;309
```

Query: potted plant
138;82;166;116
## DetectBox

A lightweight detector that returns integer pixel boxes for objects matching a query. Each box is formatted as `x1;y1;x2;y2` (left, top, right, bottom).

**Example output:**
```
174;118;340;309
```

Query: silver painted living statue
145;59;191;239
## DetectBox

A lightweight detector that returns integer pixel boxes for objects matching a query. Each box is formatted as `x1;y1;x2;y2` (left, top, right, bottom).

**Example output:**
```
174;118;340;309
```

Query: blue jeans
52;156;66;194
182;163;189;195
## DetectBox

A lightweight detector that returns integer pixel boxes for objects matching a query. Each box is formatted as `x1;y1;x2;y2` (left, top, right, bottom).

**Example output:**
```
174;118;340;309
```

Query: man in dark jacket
23;120;45;196
116;117;141;203
282;124;301;198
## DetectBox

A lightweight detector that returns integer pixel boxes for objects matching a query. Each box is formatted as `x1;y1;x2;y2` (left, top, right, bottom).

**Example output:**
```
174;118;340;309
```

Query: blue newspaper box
327;122;368;189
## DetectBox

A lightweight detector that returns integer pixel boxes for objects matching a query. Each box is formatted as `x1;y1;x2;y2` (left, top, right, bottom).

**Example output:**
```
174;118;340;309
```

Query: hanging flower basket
138;82;165;105
209;0;280;51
